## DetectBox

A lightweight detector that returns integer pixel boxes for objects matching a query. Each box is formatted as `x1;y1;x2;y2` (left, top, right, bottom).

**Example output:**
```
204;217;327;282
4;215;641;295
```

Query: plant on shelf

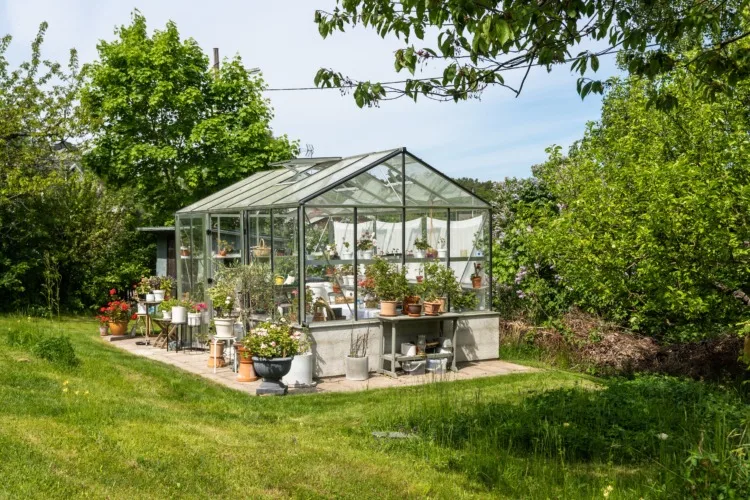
471;262;483;288
324;244;339;260
341;240;353;258
452;292;479;312
148;275;161;291
274;255;297;285
135;277;151;296
366;257;409;316
413;237;430;252
159;276;174;298
357;230;376;259
208;267;237;318
425;260;461;302
403;282;422;317
159;298;178;312
217;239;234;257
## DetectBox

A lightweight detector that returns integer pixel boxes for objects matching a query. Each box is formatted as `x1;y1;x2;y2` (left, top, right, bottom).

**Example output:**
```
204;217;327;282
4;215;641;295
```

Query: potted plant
147;276;164;302
217;239;233;257
403;283;422;317
424;260;462;313
346;330;369;381
159;275;174;299
413;237;430;259
171;299;190;324
340;264;355;287
437;237;447;259
159;298;178;321
282;328;314;387
243;318;302;395
99;290;136;336
341;240;353;260
357;230;376;260
96;314;109;336
366;257;409;317
188;302;207;326
452;291;479;312
471;262;483;288
180;245;190;257
208;267;237;337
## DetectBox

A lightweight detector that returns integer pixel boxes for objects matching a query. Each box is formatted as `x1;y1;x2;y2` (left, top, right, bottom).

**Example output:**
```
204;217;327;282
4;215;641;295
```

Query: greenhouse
176;147;492;322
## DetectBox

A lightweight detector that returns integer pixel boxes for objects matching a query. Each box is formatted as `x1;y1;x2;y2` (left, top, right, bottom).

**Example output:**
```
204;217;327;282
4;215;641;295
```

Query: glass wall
209;214;242;280
450;209;490;311
272;208;299;323
177;215;206;302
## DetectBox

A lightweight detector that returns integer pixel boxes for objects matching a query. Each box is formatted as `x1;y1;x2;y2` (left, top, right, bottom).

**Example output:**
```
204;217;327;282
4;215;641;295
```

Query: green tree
81;12;298;224
0;23;150;313
314;0;750;107
531;68;750;339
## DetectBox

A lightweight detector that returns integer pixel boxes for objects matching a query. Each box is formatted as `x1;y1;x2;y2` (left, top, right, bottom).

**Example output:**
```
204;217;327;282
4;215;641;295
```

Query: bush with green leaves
420;260;461;302
366;257;409;302
32;336;80;367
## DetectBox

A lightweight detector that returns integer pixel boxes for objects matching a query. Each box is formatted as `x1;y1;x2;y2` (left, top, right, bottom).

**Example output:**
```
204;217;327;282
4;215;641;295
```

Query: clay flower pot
99;325;109;336
402;295;420;315
379;300;398;317
407;303;422;317
423;301;441;316
108;321;129;336
236;345;258;382
471;276;482;288
438;297;447;313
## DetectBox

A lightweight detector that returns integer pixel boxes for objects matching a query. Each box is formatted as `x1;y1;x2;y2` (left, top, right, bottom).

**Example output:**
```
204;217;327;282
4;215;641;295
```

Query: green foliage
32;335;80;367
0;24;150;313
81;12;298;224
683;434;750;499
451;291;478;312
533;71;750;339
314;1;749;107
366;257;409;301
207;266;237;317
421;260;461;302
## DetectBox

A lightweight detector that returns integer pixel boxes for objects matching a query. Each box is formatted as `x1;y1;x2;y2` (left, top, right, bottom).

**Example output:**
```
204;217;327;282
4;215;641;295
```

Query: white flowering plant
242;318;301;359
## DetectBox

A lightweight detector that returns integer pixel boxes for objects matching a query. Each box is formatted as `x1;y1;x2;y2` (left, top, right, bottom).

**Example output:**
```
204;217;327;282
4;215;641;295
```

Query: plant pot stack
235;345;258;382
207;340;226;368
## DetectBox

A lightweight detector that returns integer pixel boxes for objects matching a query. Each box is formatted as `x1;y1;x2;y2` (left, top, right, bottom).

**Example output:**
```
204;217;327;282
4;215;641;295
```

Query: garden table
377;313;460;378
151;318;177;349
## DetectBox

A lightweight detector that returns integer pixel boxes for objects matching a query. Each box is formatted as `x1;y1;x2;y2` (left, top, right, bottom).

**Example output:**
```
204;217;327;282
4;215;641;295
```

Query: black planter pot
252;356;294;395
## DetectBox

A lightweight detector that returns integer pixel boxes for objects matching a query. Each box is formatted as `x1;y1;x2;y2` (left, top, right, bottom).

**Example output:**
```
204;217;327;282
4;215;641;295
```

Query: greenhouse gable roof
177;147;488;213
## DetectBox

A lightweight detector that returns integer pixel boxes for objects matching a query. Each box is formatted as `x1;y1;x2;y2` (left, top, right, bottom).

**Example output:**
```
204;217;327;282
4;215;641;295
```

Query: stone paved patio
108;336;537;395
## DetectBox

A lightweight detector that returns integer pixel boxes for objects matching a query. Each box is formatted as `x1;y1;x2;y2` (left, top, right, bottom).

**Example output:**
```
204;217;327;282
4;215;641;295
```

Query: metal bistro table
377;313;461;379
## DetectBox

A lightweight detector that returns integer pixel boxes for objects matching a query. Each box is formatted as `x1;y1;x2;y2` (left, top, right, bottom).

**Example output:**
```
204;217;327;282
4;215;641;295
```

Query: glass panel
272;208;300;323
304;207;356;323
178;216;206;303
246;210;272;264
307;155;405;206
450;209;490;312
404;209;448;282
404;153;487;207
356;208;404;315
209;214;242;281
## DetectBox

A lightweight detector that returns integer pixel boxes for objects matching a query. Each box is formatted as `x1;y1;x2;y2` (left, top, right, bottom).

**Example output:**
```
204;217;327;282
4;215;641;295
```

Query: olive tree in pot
423;260;462;313
367;257;409;317
346;329;370;381
208;267;237;338
243;318;301;395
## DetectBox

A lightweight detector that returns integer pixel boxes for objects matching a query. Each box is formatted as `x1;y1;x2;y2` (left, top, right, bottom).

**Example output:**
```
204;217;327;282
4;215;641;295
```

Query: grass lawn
0;317;747;499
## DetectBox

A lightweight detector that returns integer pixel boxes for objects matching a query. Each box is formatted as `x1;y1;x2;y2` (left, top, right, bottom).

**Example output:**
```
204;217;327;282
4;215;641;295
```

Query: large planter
187;312;202;327
108;321;129;336
252;356;294;395
213;317;234;338
379;300;398;317
424;301;441;316
282;352;314;387
152;290;165;302
345;355;369;381
172;306;187;324
208;340;226;368
235;346;258;382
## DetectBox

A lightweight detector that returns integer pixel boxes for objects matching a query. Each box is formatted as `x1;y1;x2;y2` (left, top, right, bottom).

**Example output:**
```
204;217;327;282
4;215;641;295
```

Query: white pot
213;317;235;338
345;355;369;381
341;250;354;260
360;250;373;260
162;310;172;321
187;312;202;327
344;275;354;287
137;303;147;314
172;306;187;324
437;249;447;258
282;352;314;387
413;250;425;259
146;293;155;302
152;290;165;302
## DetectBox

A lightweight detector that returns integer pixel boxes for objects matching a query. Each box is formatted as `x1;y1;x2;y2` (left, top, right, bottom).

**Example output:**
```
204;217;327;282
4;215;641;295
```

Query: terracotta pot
424;301;441;316
407;303;422;317
108;321;129;336
426;249;438;259
209;340;225;358
380;300;398;317
438;297;447;313
180;248;190;256
333;283;342;293
402;295;420;315
236;346;258;382
218;249;228;257
416;276;424;283
471;276;482;288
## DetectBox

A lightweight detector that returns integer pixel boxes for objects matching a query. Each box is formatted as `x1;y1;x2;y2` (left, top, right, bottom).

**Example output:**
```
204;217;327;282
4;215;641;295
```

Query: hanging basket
253;238;271;257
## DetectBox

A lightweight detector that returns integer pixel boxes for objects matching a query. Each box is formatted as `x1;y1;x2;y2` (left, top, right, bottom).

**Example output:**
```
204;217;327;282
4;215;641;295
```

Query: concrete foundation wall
307;312;500;378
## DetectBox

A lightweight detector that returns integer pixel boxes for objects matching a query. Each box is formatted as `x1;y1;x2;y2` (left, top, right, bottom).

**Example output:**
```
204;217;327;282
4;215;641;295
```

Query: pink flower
109;288;117;296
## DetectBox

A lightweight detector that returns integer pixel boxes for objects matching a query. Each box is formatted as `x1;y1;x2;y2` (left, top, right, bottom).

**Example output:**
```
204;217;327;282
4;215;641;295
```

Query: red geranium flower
131;313;137;320
120;302;128;311
109;288;117;296
99;306;106;312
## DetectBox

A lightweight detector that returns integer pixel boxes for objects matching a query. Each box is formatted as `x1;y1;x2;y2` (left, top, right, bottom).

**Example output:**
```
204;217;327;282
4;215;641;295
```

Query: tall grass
368;375;750;498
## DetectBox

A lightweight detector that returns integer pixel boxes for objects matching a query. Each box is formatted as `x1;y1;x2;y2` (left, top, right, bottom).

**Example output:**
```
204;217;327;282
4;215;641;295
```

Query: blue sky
0;0;615;180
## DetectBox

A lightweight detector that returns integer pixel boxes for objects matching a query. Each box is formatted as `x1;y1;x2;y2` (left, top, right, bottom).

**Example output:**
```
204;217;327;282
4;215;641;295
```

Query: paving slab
107;336;538;396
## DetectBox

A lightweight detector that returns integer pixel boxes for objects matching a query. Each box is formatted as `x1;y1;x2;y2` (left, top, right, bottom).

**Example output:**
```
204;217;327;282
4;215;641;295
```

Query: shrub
32;336;80;367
